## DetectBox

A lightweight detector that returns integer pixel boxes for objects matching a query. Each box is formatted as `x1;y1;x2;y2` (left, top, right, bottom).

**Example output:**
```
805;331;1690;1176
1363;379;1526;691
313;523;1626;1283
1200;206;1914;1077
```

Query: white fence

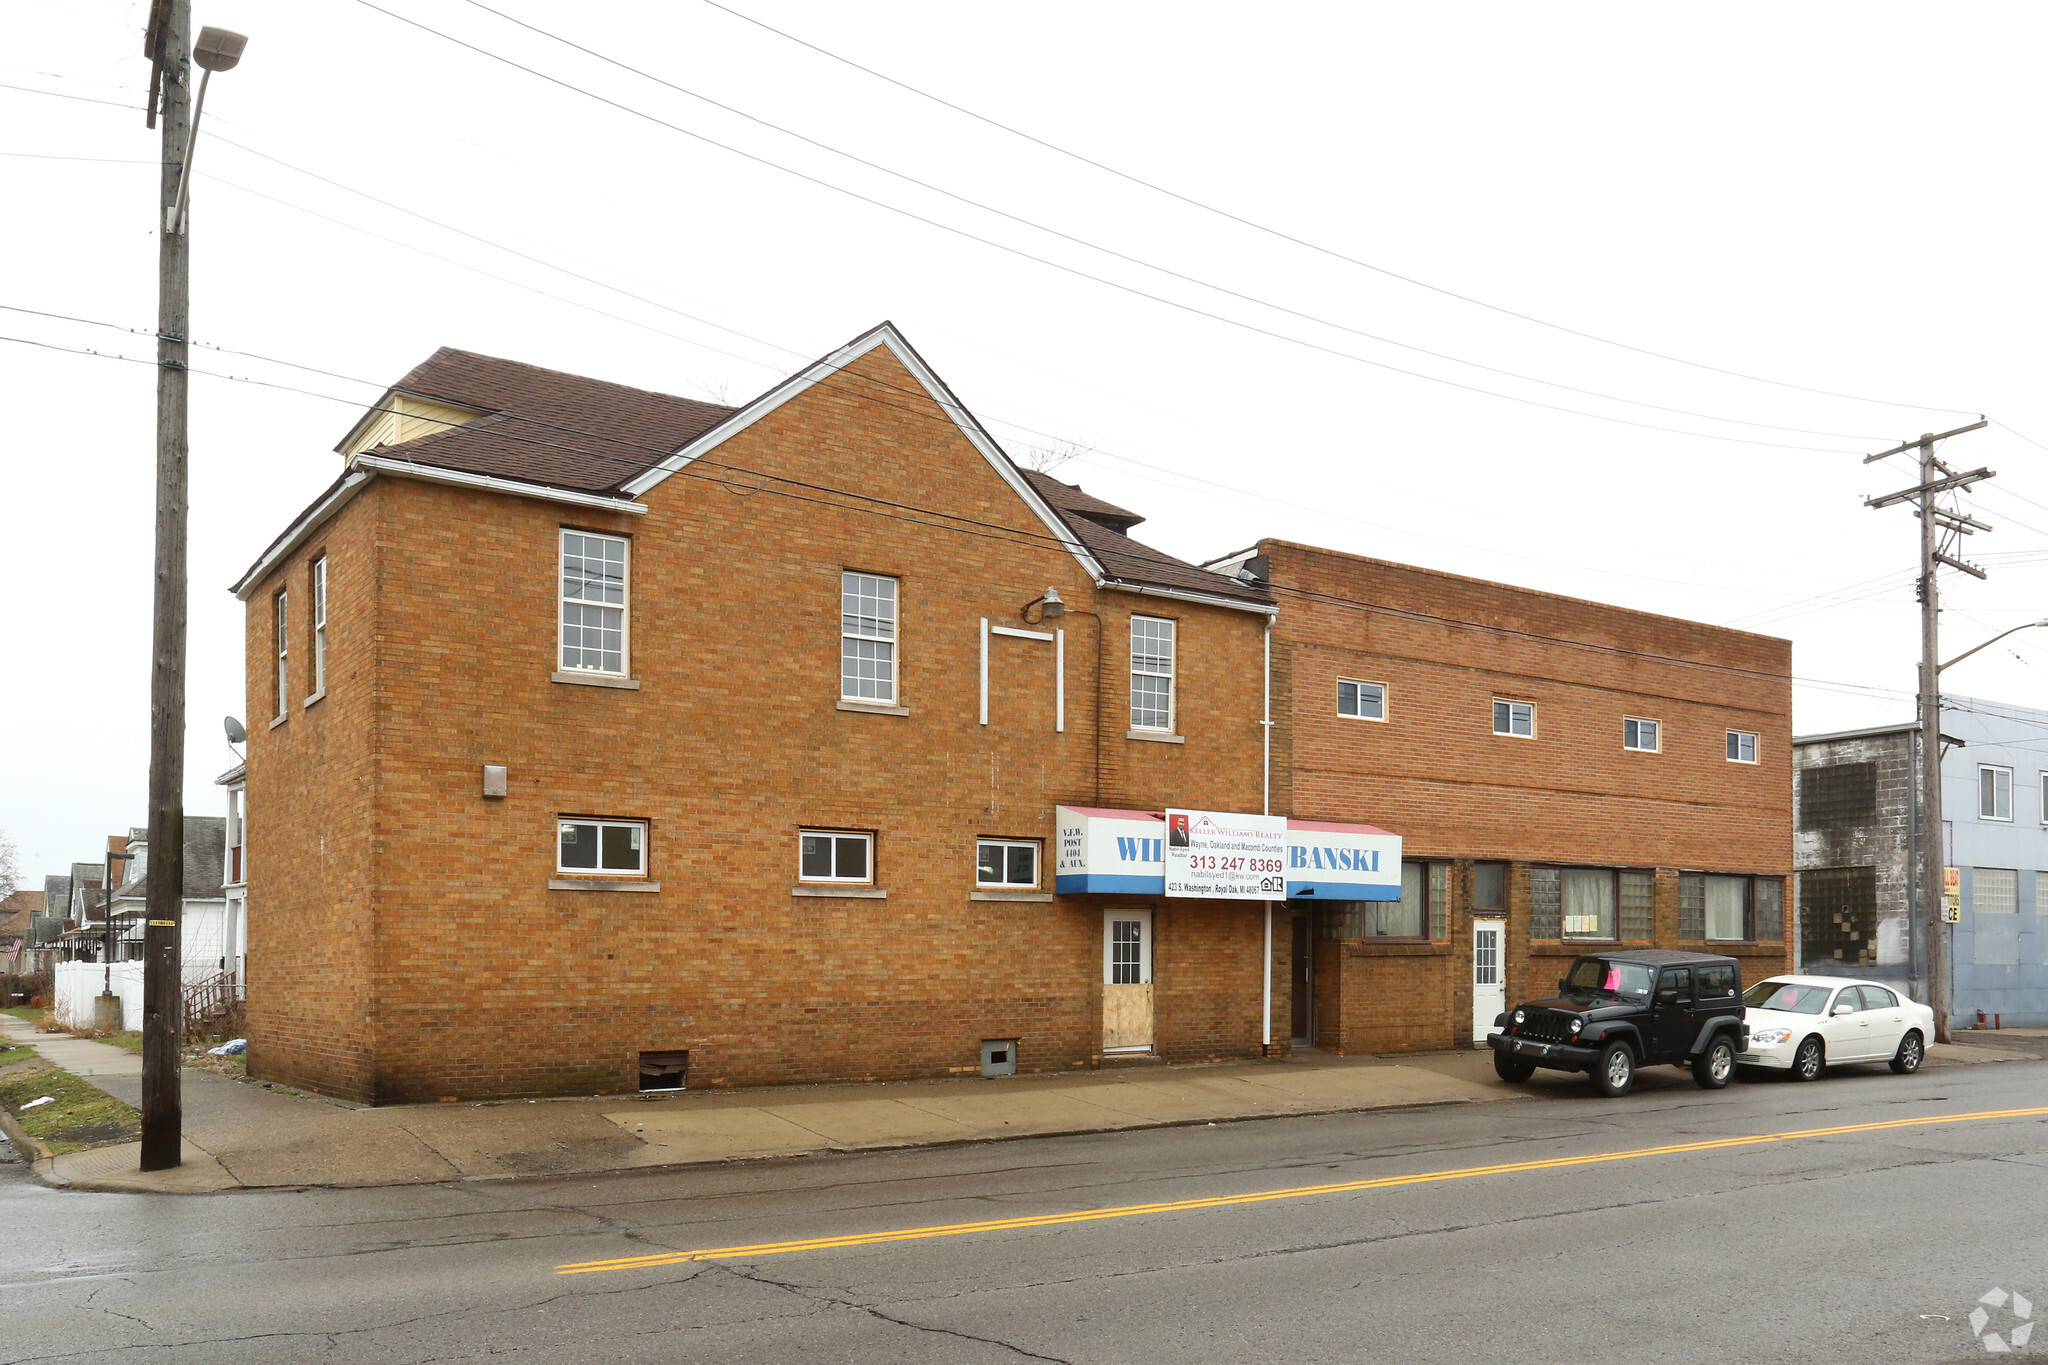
54;961;145;1031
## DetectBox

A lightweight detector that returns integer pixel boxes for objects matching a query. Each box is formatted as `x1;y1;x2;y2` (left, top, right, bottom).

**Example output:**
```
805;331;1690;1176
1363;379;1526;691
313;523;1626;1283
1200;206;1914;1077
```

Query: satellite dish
224;716;247;744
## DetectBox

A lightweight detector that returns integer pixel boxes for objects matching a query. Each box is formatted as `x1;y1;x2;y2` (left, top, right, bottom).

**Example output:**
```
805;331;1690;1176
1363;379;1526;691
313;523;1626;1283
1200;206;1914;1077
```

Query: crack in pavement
709;1259;1073;1362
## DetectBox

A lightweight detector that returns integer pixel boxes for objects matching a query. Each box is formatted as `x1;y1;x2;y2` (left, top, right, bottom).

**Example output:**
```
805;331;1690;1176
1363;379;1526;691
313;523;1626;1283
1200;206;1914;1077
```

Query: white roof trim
352;453;650;518
1099;580;1278;617
231;471;372;601
622;322;1106;583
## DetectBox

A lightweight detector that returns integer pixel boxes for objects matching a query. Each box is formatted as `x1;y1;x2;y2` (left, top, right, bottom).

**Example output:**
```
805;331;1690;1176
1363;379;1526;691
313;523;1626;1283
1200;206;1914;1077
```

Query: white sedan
1737;976;1935;1081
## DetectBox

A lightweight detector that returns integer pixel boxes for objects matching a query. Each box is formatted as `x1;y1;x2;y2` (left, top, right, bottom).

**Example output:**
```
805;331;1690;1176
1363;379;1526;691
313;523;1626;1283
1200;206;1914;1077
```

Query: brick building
1210;540;1796;1054
231;323;1330;1103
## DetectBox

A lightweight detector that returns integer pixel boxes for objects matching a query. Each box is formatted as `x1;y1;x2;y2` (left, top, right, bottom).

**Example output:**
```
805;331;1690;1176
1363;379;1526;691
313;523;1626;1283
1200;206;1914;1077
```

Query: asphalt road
3;1055;2044;1364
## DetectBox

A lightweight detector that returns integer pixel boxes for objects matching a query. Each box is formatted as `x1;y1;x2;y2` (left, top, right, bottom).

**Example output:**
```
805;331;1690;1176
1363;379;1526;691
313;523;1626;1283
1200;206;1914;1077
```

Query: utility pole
1863;419;1991;1045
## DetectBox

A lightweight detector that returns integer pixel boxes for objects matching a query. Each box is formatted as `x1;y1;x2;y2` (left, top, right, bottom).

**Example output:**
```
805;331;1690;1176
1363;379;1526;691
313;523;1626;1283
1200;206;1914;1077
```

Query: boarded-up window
1529;866;1561;940
1620;871;1654;939
1800;865;1878;967
1799;762;1878;832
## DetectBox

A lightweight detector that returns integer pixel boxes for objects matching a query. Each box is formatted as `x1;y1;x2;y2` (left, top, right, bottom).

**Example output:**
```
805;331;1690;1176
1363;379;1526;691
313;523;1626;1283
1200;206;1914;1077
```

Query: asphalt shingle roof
1021;470;1273;606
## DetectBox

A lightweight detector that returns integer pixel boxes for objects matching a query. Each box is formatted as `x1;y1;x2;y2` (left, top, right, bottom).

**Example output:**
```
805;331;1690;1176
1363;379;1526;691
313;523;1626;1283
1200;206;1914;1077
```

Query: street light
1939;619;2048;674
165;26;247;235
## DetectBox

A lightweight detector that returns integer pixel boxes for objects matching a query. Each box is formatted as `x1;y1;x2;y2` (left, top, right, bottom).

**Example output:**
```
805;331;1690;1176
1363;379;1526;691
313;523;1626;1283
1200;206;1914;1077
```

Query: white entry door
1102;909;1155;1053
1472;918;1507;1042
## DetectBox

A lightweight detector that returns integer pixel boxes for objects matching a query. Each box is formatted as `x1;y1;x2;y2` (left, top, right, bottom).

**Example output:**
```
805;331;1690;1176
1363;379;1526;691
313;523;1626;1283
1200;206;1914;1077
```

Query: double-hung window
1130;616;1176;731
1623;717;1659;752
310;556;328;697
1337;679;1386;721
800;830;872;883
557;818;645;875
560;531;628;675
976;839;1039;889
1492;699;1534;738
1727;730;1758;764
1980;764;2014;822
841;572;898;702
273;590;289;718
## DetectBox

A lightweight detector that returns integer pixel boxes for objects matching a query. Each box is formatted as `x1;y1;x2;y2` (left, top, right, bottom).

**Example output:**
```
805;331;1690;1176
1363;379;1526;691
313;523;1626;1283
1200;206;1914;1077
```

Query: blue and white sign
1285;819;1402;901
1055;806;1166;894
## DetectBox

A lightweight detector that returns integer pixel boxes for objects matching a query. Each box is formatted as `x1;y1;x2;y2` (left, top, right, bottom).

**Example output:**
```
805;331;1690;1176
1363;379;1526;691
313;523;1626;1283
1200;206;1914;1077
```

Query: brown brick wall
242;346;1276;1102
1265;540;1795;1055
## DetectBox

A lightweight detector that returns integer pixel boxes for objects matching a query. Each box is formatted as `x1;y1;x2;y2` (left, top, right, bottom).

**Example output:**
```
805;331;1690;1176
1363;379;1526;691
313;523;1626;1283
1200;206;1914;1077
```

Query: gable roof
1022;470;1272;607
343;348;735;495
110;817;226;904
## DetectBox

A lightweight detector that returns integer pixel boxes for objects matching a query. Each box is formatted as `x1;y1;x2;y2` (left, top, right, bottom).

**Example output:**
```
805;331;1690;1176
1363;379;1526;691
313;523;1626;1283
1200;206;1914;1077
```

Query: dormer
335;390;489;459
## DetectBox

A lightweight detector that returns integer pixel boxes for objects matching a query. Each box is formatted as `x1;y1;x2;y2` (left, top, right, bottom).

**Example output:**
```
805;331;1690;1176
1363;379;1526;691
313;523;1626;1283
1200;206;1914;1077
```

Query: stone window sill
837;699;910;716
1342;940;1452;957
552;670;640;690
792;885;887;898
1127;729;1185;744
302;689;326;710
548;878;661;892
971;890;1053;902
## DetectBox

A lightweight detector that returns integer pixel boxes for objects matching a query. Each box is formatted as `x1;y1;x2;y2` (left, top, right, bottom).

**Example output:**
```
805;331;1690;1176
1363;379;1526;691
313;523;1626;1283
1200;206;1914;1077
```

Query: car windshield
1743;980;1831;1015
1564;958;1654;998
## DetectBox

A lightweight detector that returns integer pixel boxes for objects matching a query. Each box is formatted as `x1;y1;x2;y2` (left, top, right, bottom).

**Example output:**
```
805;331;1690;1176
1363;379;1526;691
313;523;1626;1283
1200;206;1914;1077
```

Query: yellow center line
554;1105;2048;1275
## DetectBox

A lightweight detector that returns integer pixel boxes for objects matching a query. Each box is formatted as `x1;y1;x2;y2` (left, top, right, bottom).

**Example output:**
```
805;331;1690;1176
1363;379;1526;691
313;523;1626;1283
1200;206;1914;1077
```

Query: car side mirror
1833;1004;1854;1016
1558;978;1568;992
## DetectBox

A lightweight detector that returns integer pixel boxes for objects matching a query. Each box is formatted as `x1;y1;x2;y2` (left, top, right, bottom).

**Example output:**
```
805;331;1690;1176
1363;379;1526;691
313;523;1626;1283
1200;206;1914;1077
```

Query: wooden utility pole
1863;420;1990;1047
142;0;192;1171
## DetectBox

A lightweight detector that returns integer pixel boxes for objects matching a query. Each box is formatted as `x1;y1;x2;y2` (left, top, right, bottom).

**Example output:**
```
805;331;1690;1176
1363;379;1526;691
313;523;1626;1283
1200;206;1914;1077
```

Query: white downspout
1262;615;1274;1049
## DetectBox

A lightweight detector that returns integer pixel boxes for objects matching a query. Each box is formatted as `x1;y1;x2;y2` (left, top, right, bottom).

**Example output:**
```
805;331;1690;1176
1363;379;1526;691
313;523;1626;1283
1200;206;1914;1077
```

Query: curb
0;1106;53;1165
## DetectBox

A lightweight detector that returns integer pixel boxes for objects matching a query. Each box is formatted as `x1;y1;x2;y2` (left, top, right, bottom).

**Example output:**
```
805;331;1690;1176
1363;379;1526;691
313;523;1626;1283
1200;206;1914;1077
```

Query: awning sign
1055;806;1166;895
1165;809;1286;900
1284;819;1402;902
1055;806;1401;901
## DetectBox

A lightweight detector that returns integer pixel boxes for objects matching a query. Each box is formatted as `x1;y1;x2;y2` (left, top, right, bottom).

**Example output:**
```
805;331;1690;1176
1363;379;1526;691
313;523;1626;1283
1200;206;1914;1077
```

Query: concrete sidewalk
4;1012;2032;1195
0;1013;1515;1194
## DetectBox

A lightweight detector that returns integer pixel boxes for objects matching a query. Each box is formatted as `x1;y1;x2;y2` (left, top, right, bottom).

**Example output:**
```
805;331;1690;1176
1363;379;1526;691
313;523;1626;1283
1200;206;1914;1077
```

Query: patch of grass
0;1058;140;1155
2;1006;45;1022
103;1031;145;1055
0;1044;34;1067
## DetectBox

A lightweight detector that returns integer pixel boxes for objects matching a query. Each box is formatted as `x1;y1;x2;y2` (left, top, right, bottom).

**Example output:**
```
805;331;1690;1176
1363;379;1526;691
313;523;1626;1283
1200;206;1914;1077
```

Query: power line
4;318;1905;702
696;0;1975;421
445;0;1882;446
346;0;1867;455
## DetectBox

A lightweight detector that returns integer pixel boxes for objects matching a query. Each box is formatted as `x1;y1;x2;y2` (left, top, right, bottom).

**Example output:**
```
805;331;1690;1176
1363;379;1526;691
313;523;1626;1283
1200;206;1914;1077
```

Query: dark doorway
1291;912;1312;1042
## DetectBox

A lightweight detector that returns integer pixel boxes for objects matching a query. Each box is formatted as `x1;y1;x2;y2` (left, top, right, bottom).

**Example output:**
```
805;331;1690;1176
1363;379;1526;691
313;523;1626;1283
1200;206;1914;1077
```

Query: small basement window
639;1050;688;1090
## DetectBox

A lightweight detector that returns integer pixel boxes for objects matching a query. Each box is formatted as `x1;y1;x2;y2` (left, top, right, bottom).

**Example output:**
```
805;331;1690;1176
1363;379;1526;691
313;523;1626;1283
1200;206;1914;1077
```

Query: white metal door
1102;909;1155;1052
1472;919;1506;1042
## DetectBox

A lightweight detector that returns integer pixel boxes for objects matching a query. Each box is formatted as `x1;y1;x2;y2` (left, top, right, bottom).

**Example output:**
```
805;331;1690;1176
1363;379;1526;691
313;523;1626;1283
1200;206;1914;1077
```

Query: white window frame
555;817;647;877
1980;764;2014;822
976;839;1040;889
1492;699;1534;738
309;556;328;699
1337;678;1387;722
1130;615;1177;733
840;571;899;704
1727;730;1758;764
799;829;873;884
273;589;289;719
558;529;630;677
1622;717;1660;753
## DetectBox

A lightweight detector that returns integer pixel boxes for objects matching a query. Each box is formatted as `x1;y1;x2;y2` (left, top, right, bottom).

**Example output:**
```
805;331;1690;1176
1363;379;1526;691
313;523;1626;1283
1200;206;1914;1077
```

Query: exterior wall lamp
1023;586;1065;624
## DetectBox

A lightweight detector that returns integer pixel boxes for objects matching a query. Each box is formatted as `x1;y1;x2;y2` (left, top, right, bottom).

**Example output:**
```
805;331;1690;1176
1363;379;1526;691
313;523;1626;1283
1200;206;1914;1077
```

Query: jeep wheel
1692;1037;1735;1090
1791;1035;1824;1082
1890;1030;1924;1075
1591;1040;1635;1097
1493;1051;1535;1084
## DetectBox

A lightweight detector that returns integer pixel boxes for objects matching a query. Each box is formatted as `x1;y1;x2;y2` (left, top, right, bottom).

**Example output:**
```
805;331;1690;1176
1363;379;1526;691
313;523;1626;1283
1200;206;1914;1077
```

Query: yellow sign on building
1943;866;1962;923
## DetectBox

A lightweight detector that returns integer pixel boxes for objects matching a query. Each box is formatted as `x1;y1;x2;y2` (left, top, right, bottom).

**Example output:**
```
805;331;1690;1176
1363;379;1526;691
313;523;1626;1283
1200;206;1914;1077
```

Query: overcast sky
4;2;2046;880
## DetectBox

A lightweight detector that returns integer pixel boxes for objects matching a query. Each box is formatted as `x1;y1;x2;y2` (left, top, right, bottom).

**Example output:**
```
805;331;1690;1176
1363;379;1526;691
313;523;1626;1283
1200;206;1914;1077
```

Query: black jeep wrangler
1486;949;1747;1096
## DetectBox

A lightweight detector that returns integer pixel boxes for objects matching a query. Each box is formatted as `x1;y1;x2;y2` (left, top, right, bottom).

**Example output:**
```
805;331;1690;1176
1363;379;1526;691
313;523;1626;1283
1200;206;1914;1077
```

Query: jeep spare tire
1592;1040;1635;1097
